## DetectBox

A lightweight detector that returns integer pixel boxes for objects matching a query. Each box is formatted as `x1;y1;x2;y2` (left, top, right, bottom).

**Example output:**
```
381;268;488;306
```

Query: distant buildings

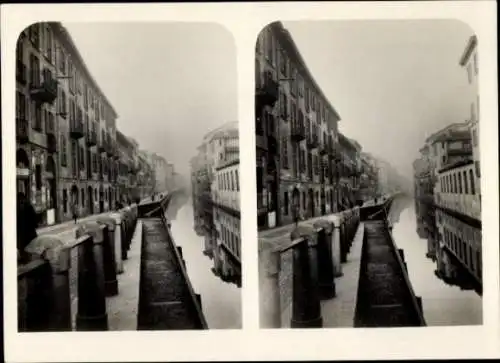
190;121;241;286
16;22;172;225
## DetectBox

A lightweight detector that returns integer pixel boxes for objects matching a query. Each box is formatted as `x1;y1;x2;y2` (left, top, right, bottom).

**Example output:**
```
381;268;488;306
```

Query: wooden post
290;231;323;328
74;233;108;331
259;245;281;328
313;221;336;300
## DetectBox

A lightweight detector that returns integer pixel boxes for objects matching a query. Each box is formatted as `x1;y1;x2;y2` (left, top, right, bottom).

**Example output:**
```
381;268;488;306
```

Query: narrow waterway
167;196;242;329
390;196;482;326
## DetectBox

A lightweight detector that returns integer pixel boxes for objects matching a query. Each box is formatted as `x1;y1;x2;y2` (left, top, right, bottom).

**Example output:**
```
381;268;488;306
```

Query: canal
389;196;482;326
167;194;242;329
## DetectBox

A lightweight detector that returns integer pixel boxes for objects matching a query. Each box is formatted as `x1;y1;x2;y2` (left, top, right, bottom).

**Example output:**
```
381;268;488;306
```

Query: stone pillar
97;216;120;295
23;236;72;331
74;231;108;331
290;227;323;328
109;213;123;274
330;215;343;277
259;243;281;329
313;220;336;299
339;213;347;263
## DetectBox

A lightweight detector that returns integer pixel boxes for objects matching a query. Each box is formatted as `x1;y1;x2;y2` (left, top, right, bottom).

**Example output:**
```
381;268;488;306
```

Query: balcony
30;78;58;105
16;61;27;84
256;78;279;109
16;118;29;144
307;133;319;150
86;129;97;146
70;119;84;139
290;121;305;142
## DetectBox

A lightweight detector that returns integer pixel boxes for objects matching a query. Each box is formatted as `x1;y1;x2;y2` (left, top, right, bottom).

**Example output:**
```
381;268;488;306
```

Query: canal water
390;196;482;326
167;195;242;329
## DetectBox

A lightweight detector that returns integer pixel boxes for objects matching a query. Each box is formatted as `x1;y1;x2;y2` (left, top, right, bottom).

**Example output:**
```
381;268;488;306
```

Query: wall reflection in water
167;191;242;329
413;195;482;295
391;195;482;326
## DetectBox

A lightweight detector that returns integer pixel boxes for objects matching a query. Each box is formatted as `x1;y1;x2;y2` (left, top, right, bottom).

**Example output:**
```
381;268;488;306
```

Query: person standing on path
72;199;79;224
17;192;38;262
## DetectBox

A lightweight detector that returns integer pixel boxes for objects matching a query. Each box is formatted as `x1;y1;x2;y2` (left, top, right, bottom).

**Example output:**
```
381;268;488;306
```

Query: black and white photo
15;21;241;332
256;20;483;329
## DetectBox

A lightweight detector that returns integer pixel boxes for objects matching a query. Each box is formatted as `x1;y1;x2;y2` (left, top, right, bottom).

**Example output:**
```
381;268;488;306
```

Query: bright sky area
64;22;237;178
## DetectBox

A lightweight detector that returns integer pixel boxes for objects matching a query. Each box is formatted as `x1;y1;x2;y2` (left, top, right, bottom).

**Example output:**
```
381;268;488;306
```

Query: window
32;101;42;131
81;188;85;207
16;36;24;62
63;189;68;213
29;54;40;88
59;48;66;74
291;102;296;123
61;136;67;166
35;164;42;190
280;93;288;119
305;87;310;111
280;51;287;76
266;31;274;65
458;171;462;194
29;24;40;49
463;171;469;194
284;191;289;216
282;136;289;169
235;170;239;191
453;173;457;193
473;53;478;74
475;160;481;178
16;92;27;120
46;27;53;63
72;140;78;175
469;169;475;195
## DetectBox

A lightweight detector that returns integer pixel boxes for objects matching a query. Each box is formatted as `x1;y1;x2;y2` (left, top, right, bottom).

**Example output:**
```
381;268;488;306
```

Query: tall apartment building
16;22;120;225
255;22;344;230
460;35;480;199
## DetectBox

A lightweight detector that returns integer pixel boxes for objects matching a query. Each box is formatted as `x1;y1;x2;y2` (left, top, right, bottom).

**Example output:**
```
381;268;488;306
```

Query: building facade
16;22;164;225
255;22;349;230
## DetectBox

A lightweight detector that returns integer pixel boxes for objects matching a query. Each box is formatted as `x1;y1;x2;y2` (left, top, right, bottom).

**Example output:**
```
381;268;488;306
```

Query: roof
459;35;478;66
269;22;341;124
425;122;469;144
50;22;118;119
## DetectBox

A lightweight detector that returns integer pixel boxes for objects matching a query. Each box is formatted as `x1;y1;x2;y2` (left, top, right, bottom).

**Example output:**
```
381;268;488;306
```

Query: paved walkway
107;220;143;330
321;221;365;327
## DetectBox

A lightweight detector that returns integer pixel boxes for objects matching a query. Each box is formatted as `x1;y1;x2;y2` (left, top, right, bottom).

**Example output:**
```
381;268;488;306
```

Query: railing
18;204;139;332
259;207;361;328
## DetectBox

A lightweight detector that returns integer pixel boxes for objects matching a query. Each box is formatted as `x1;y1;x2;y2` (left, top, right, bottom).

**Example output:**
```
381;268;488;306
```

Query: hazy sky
283;19;474;178
64;22;237;176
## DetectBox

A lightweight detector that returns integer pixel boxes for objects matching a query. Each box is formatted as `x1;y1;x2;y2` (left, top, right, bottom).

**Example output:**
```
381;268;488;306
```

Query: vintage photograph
256;20;482;328
16;21;241;331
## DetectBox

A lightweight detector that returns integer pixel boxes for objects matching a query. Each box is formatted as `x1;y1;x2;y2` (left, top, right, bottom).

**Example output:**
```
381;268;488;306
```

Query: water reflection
391;195;482;326
166;192;242;329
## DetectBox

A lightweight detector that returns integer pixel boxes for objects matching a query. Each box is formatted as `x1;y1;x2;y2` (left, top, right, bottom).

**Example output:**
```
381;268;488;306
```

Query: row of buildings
16;22;176;226
190;121;241;287
413;35;481;292
255;22;407;230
